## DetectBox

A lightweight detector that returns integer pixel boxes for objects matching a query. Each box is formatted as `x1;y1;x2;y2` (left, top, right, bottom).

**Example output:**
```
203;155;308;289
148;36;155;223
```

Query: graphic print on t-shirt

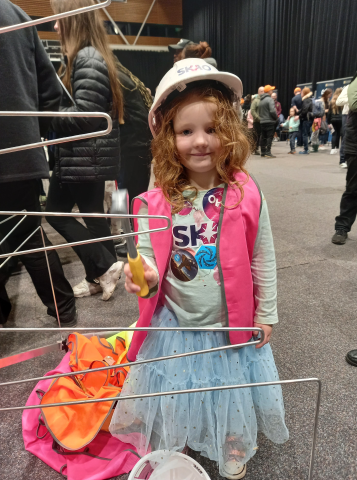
170;187;223;281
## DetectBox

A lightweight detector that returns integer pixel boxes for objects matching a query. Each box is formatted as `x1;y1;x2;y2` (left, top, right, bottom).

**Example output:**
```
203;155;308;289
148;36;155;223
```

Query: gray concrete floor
1;142;357;480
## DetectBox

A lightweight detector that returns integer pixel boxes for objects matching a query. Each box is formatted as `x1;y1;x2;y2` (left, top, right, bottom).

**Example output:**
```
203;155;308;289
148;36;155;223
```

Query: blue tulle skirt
110;307;289;475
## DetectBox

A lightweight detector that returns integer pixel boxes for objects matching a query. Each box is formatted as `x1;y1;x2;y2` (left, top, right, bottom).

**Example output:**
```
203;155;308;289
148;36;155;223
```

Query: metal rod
0;328;264;387
309;378;322;480
96;0;130;45
40;227;63;336
56;74;75;105
0;210;26;226
0;214;27;246
0;226;41;269
133;0;157;46
0;112;112;155
0;0;112;34
0;326;262;332
0;378;320;412
0;212;170;260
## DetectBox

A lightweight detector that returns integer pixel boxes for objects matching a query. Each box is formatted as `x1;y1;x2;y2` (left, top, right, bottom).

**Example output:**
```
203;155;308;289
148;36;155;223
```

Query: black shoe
331;230;348;245
115;242;128;257
346;349;357;366
59;310;78;328
264;153;276;158
254;151;261;156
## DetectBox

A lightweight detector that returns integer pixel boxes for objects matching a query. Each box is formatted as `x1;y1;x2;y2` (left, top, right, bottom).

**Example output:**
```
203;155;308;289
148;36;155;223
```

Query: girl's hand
124;257;158;294
253;323;273;349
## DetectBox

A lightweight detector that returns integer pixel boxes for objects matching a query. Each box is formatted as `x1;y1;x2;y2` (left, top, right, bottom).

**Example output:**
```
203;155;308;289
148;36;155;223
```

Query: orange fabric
40;333;129;451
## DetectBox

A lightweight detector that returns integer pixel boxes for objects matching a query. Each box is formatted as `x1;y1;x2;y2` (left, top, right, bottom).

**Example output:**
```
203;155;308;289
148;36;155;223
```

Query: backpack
312;99;324;119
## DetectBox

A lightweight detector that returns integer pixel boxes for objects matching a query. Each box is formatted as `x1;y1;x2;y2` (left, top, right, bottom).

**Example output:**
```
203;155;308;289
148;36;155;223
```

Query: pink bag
22;353;141;480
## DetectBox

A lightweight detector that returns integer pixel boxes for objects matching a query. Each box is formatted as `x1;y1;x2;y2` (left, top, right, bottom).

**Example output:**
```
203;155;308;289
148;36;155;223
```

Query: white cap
149;58;243;136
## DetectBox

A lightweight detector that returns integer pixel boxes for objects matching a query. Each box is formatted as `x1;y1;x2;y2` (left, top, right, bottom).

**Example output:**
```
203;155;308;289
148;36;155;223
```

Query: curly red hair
151;84;253;214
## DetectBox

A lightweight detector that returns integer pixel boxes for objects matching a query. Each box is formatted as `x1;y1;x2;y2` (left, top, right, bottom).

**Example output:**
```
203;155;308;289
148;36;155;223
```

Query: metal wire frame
0;326;264;383
0;371;321;480
0;0;112;35
0;112;112;156
0;211;171;261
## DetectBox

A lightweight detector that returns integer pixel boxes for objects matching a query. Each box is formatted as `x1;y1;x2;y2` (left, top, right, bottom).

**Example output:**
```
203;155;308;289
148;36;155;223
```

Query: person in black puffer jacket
46;0;124;301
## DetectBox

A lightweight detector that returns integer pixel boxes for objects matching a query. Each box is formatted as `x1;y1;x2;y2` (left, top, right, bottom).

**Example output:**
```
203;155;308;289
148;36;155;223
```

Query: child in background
319;115;329;150
311;117;322;152
281;107;300;154
110;59;289;479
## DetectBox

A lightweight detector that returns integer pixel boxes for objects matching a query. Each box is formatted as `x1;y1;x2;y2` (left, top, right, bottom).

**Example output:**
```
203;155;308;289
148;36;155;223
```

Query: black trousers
261;123;275;155
297;120;303;146
0;180;76;323
117;151;151;204
252;122;261;152
46;174;116;282
335;153;357;232
331;121;342;149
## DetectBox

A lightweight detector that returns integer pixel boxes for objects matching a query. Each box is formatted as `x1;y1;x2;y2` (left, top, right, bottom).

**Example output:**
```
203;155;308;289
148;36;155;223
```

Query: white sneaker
340;162;348;169
319;145;326;150
223;461;247;479
330;149;337;154
99;261;124;301
73;279;102;298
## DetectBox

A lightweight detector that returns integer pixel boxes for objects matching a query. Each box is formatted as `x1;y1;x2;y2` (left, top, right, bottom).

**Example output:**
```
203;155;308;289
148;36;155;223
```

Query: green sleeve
348;78;357;111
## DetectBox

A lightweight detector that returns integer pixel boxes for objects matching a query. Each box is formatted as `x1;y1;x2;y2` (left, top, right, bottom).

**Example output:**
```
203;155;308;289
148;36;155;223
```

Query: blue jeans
289;131;299;151
303;120;312;152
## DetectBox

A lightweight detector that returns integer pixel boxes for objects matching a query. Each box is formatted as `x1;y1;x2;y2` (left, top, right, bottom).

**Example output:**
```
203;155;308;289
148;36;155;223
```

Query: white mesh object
128;451;211;480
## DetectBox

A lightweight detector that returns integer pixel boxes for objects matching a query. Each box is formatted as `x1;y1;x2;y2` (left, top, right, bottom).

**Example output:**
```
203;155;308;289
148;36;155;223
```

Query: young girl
281;107;300;154
110;58;289;479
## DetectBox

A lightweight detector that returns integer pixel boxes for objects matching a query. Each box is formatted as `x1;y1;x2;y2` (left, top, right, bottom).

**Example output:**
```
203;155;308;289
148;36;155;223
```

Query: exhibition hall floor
1;142;356;480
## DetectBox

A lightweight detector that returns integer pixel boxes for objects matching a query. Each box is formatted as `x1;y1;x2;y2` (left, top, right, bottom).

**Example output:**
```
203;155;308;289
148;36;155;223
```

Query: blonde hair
51;0;124;123
330;88;343;114
152;84;253;214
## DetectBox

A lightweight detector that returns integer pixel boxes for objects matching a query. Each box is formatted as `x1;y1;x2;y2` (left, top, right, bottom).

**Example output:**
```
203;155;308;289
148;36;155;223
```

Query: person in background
281;107;300;154
291;87;303;146
321;88;333;114
46;0;124;301
241;94;252;124
319;115;329;148
116;62;153;202
336;84;350;168
251;87;265;155
168;38;194;63
247;108;254;129
272;92;282;142
327;88;343;156
182;41;212;60
297;87;313;155
332;72;357;246
0;0;77;327
259;85;278;158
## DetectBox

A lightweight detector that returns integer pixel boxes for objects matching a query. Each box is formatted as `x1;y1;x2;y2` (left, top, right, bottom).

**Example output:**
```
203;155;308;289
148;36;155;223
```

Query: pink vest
127;172;261;361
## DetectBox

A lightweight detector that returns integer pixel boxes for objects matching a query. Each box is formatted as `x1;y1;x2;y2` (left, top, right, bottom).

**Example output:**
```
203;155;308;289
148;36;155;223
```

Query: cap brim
168;45;184;52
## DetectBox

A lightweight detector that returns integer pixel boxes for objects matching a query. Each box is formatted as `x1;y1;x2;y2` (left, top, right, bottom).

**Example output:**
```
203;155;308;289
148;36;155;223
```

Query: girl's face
173;98;223;176
290;108;295;117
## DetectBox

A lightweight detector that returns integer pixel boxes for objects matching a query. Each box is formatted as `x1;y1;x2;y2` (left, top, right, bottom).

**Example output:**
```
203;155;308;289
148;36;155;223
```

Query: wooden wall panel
12;0;182;25
38;30;177;47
